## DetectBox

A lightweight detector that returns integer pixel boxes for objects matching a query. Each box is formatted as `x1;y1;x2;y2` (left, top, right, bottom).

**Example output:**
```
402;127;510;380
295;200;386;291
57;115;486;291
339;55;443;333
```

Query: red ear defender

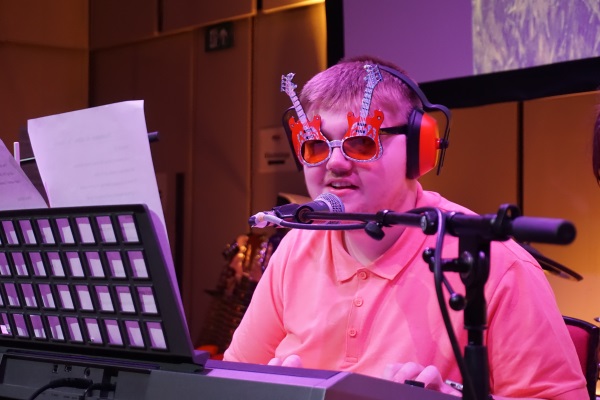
405;110;443;179
377;65;451;179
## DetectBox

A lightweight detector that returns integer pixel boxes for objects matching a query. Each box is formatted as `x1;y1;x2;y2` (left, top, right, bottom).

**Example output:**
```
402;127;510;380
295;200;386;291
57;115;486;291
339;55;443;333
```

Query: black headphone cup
282;107;304;171
406;109;423;179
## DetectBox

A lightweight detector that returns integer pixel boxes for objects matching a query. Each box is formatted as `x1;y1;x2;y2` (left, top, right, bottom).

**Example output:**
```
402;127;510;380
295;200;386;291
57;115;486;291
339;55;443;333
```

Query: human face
303;109;419;215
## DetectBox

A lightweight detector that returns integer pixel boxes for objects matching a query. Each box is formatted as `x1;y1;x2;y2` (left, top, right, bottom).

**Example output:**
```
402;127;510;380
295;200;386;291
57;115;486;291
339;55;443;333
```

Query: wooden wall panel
161;0;255;32
262;0;325;13
0;0;89;148
419;102;519;215
89;0;158;49
523;91;600;323
0;44;88;146
251;4;327;214
90;33;194;174
89;45;136;104
0;0;88;48
189;19;254;343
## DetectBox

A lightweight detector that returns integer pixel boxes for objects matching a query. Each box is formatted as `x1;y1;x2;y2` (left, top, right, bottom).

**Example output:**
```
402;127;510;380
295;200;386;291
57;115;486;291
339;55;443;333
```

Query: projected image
473;0;600;74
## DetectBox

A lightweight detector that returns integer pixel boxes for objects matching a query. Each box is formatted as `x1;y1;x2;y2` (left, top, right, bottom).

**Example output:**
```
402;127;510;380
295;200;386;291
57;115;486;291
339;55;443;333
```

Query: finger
267;357;283;366
391;362;423;383
382;363;404;380
415;365;444;388
281;354;303;368
442;380;464;396
415;366;462;396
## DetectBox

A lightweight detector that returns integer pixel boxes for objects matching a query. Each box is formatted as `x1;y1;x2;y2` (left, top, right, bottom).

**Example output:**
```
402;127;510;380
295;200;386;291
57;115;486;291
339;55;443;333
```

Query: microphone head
295;193;345;223
315;193;345;213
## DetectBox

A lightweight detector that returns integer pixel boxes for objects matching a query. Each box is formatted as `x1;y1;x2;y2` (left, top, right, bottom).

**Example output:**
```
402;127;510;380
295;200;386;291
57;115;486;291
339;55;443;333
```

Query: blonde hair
299;55;422;120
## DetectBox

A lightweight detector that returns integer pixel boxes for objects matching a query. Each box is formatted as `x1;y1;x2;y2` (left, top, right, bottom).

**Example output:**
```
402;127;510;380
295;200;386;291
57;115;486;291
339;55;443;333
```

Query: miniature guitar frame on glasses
346;64;384;160
281;64;387;167
280;72;325;164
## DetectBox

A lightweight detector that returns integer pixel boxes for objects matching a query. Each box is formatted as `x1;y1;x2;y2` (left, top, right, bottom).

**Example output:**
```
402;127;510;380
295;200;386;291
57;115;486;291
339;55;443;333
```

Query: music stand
0;204;207;399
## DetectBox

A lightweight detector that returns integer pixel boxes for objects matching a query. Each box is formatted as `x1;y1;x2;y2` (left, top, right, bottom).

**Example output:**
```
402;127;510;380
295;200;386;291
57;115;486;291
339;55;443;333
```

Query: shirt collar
333;183;443;281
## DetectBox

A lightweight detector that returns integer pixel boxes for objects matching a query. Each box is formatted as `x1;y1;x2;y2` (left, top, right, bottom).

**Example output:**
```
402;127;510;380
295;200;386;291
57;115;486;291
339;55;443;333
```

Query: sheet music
27;100;183;324
0;139;48;210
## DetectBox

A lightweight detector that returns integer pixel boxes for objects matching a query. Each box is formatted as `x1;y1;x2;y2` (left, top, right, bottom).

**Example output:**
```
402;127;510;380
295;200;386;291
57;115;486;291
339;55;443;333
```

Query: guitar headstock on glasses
280;71;324;157
280;73;298;98
364;64;383;88
347;63;384;140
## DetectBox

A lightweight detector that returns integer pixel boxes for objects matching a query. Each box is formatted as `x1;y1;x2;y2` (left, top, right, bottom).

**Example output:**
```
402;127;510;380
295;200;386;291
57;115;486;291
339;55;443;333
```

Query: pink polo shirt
224;187;586;399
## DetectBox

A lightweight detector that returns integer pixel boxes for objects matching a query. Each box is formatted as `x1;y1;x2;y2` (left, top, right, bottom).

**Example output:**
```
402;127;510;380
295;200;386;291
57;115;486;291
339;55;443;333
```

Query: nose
326;144;352;172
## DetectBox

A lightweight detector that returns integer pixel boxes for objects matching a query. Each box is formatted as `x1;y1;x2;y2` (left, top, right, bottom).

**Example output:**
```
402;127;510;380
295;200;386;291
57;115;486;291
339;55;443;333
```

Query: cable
429;208;476;400
79;382;117;399
28;378;92;400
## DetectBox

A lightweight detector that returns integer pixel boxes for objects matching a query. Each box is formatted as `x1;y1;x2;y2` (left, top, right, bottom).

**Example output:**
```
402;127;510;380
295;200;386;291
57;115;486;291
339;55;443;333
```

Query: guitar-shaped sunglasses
280;64;405;167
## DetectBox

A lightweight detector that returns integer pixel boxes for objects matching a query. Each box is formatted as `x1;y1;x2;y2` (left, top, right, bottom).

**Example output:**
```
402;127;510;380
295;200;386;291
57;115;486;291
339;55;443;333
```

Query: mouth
327;181;357;191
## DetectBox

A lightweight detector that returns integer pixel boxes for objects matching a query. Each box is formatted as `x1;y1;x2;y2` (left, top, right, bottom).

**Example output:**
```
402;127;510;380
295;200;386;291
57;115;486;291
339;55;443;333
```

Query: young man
223;57;586;399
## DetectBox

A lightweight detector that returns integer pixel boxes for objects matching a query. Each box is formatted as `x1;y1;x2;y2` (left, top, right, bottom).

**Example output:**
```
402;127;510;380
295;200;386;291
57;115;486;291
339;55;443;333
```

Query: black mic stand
300;204;575;400
425;226;491;400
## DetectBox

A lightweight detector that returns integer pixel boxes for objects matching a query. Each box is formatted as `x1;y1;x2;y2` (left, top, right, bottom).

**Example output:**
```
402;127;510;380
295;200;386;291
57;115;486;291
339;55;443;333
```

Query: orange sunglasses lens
302;140;331;164
343;136;378;161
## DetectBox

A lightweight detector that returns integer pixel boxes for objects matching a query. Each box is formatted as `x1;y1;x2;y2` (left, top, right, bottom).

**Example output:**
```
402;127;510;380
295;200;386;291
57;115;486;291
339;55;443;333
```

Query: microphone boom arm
302;203;575;245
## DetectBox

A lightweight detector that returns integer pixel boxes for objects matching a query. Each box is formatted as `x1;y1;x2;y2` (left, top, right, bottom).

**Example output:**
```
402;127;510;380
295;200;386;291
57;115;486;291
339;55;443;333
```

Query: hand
267;354;303;368
382;362;462;396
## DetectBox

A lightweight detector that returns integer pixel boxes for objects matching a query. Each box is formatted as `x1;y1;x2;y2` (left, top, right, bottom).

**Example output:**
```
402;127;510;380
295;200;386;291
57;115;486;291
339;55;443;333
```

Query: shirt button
348;328;357;337
358;271;368;280
353;297;363;307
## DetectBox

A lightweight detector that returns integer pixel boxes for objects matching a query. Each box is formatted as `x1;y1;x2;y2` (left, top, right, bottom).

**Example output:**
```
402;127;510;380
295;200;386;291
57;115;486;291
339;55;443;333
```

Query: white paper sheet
0;139;48;210
27;101;163;219
27;100;183;324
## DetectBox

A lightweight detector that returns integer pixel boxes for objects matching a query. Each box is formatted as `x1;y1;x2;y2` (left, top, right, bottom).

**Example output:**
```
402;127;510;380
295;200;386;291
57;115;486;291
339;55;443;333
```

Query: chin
340;202;368;214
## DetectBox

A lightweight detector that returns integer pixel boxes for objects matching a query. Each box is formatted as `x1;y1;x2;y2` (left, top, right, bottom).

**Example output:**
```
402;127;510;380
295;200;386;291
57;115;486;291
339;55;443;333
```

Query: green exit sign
205;22;234;52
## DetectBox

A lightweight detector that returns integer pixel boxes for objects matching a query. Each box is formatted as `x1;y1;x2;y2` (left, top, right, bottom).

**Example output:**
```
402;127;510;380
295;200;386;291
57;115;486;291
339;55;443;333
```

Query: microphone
249;193;345;228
